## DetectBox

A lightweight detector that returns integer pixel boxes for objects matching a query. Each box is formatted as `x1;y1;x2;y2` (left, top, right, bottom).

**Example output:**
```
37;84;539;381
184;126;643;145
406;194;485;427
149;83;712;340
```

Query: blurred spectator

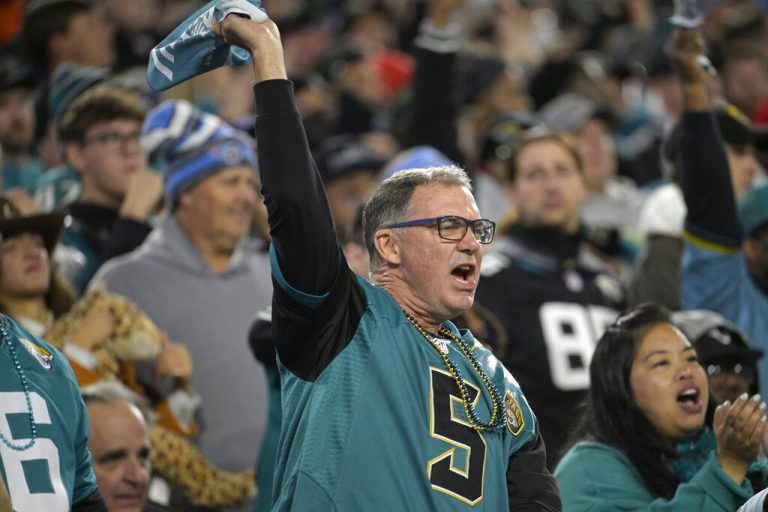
721;39;768;119
289;72;334;150
20;0;117;149
0;196;74;333
674;309;763;404
474;110;545;223
57;85;163;294
92;101;273;490
323;46;390;135
0;52;43;196
666;28;768;397
394;0;465;166
477;130;623;468
539;92;647;275
629;102;764;310
458;53;532;164
82;381;152;512
315;134;386;243
21;0;115;77
35;64;110;209
99;0;163;72
555;303;765;510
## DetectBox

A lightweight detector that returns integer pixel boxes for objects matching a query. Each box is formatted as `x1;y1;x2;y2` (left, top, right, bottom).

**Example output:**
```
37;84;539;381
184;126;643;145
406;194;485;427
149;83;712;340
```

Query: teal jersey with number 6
0;315;98;511
271;262;544;511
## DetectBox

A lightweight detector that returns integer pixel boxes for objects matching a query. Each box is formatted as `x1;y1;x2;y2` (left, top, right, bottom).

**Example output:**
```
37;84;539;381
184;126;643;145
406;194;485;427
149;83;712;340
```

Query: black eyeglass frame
383;215;496;244
82;130;143;148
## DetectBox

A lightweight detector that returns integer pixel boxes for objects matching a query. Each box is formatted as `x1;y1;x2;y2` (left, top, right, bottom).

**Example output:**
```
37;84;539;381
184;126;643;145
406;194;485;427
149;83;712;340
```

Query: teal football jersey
272;275;539;511
0;315;98;510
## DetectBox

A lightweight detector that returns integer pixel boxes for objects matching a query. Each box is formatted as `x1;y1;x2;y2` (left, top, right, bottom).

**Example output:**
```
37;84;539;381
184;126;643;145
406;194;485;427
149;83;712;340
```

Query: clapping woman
556;303;766;510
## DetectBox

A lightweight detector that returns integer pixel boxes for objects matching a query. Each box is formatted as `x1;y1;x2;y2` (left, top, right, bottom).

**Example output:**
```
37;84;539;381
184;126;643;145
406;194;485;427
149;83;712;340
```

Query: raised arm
404;0;464;164
666;29;741;247
214;16;340;296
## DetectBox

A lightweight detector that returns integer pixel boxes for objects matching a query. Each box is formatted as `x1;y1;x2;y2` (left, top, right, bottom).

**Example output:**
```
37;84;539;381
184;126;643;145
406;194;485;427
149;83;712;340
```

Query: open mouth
451;264;475;283
676;387;703;412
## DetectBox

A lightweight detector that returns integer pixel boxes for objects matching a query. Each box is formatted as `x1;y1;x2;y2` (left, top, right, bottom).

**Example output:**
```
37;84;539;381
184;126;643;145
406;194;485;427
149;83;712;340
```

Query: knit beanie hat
141;99;257;208
48;63;110;122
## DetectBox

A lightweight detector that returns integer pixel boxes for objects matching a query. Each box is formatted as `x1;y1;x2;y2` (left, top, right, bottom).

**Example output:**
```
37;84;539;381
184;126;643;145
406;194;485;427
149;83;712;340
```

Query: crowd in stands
1;0;768;510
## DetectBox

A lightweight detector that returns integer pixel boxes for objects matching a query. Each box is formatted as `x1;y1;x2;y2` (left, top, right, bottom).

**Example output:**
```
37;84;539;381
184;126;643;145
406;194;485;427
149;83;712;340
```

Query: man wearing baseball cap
673;309;763;404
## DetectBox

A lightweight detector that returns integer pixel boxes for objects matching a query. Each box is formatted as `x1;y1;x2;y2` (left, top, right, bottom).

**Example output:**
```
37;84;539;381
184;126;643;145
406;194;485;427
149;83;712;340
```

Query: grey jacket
92;213;273;473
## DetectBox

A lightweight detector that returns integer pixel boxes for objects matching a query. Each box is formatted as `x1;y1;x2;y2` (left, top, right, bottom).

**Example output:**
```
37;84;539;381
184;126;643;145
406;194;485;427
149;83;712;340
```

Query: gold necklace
405;312;505;431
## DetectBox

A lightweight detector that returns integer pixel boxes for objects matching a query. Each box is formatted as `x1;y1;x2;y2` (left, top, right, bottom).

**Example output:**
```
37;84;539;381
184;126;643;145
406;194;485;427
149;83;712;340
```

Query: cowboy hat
0;197;65;254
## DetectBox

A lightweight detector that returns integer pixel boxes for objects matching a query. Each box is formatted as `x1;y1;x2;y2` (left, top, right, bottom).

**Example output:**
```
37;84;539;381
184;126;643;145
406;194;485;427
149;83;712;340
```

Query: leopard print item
151;426;256;507
43;284;162;378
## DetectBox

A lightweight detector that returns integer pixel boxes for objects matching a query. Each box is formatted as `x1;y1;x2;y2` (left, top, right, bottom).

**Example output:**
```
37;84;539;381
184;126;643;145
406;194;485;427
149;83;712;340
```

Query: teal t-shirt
2;158;44;196
0;315;98;510
555;440;752;511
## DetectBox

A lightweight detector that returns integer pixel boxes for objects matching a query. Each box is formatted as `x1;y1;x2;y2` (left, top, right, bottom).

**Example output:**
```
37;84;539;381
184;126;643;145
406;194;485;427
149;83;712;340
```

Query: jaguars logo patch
504;390;525;435
20;339;53;370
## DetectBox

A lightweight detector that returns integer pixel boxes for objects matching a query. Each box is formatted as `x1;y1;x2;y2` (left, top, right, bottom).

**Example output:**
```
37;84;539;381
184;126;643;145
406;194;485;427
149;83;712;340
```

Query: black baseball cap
672;310;763;364
313;135;385;184
0;52;36;93
478;110;545;164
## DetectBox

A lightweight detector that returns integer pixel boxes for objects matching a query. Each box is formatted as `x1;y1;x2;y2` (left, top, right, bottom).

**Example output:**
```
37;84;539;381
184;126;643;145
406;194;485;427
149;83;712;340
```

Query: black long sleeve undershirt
680;111;742;247
254;80;366;380
254;79;340;295
404;46;464;165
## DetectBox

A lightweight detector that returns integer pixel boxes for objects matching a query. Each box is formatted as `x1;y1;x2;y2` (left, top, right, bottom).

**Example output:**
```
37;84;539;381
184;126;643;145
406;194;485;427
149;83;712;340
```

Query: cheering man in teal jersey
0;313;106;510
213;11;560;512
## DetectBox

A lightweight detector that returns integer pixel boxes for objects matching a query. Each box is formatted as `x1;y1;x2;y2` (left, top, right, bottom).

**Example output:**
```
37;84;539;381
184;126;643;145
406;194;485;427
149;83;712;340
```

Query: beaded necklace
0;316;38;451
405;312;505;431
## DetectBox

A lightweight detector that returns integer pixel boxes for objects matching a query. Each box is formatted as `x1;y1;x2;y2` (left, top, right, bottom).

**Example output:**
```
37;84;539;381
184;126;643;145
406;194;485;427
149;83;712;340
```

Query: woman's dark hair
561;303;695;499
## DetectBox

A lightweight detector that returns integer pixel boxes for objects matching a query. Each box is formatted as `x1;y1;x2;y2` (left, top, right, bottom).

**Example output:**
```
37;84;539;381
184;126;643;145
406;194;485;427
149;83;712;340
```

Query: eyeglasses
84;130;142;149
706;362;755;383
384;215;496;244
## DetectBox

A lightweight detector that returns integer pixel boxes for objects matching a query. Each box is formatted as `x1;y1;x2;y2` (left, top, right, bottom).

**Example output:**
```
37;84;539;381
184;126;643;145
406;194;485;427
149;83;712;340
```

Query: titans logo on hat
214;140;248;167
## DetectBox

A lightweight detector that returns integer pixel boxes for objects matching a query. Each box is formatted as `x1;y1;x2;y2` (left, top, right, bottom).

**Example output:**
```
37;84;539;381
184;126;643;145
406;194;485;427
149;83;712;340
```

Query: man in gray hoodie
91;101;272;493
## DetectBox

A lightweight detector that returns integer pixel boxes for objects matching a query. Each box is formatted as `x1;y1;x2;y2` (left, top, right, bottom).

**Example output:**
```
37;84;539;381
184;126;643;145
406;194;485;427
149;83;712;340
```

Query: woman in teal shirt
555;304;766;511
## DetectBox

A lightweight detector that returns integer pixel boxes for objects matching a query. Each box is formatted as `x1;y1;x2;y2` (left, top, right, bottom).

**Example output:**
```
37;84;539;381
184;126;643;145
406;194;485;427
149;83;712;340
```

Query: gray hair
362;166;472;270
81;380;155;426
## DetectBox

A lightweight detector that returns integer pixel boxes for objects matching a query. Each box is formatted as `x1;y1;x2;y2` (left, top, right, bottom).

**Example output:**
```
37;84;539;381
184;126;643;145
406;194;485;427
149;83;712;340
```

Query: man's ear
64;143;85;176
374;229;401;266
